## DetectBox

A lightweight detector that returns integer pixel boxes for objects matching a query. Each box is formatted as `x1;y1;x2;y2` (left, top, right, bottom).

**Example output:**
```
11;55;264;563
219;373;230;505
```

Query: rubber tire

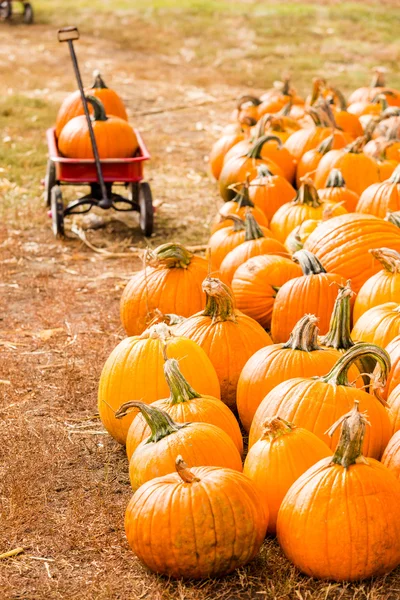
51;186;65;237
44;160;56;207
23;2;33;23
138;182;154;237
128;182;139;204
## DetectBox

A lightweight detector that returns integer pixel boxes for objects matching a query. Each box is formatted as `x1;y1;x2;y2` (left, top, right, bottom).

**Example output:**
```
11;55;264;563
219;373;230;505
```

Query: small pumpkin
244;417;332;534
347;68;394;105
174;277;272;409
209;123;246;180
248;164;296;222
125;456;268;579
58;96;137;159
277;401;400;581
295;134;336;188
120;243;208;336
317;168;360;212
249;343;392;457
356;164;400;218
329;87;364;139
210;180;269;235
271;249;345;342
121;402;242;491
352;302;400;348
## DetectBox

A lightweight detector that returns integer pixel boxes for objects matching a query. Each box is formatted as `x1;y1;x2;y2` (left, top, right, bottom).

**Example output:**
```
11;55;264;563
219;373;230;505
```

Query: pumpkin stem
328;401;370;468
293;178;322;208
278;101;292;117
85;95;108;122
202;277;237;323
370;248;400;273
164;358;201;405
246;134;278;159
221;214;246;232
309;78;326;106
370;67;386;88
148;242;193;269
255;164;275;179
140;322;174;341
115;401;187;442
385;211;400;228
293;249;326;275
389;163;400;185
260;417;295;441
282;314;321;351
231;179;256;209
175;455;200;483
236;95;262;109
329;87;348;112
320;343;390;393
316;134;335;155
92;70;108;89
320;281;354;351
244;210;265;241
146;310;186;329
324;168;346;189
345;136;367;154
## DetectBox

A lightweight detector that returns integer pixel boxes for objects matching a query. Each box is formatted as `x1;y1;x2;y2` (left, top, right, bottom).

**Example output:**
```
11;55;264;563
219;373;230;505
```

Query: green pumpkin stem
148;242;193;269
85;95;108;122
92;70;108;89
345;136;367;154
202;277;237;323
293;249;326;275
164;358;201;405
260;417;295;441
329;87;348;112
321;281;354;350
324;168;346;189
175;455;200;483
278;101;292;117
244;210;265;241
385;211;400;228
317;134;335;155
231;179;255;209
328;401;370;468
283;314;321;351
247;134;277;159
115;401;187;442
293;179;322;208
221;214;246;232
370;248;400;273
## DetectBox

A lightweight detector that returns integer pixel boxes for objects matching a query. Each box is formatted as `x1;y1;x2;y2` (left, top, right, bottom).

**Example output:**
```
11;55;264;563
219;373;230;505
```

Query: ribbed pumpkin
330;88;364;139
295;134;337;187
122;403;242;491
382;429;400;479
98;323;220;444
277;401;400;581
353;249;400;322
248;165;296;222
209;123;245;180
174;278;272;409
384;336;400;399
244;417;332;534
120;243;208;336
387;385;400;435
270;179;347;243
237;315;360;432
317;168;360;212
219;135;284;202
304;213;400;293
58;96;137;159
352;302;400;348
231;254;302;330
231;95;261;123
262;113;302;143
314;137;380;196
348;68;392;104
356;164;400;217
125;456;268;579
219;215;288;285
249;343;392;457
122;358;242;460
55;71;128;138
210;181;268;235
284;218;321;254
271;250;345;342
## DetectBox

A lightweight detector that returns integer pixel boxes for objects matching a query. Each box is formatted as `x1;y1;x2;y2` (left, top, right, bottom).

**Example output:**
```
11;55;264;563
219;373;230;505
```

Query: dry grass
2;1;400;598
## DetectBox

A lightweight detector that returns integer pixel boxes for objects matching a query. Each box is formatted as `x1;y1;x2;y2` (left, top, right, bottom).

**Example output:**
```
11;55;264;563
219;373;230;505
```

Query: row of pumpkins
54;72;139;159
96;71;400;582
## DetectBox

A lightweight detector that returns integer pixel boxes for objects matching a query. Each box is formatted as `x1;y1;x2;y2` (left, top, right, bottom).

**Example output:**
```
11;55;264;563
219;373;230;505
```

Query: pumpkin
378;158;399;182
352;302;400;348
284;217;322;254
387;385;400;435
120;243;208;336
219;215;288;285
317;168;360;212
382;429;400;479
348;68;400;106
58;96;137;159
244;417;332;534
383;336;400;399
258;78;304;118
98;323;220;444
237;314;360;432
219;135;285;202
249;343;392;457
353;248;400;322
210;180;269;234
329;88;364;139
55;71;128;138
295;134;337;187
314;137;380;196
277;401;400;581
231;254;302;330
248;165;296;222
356;164;400;217
260;76;304;107
261;113;302;143
231;95;261;124
174;278;272;409
304;213;400;293
270;178;347;243
122;402;242;491
125;456;268;579
209;123;246;180
122;357;243;460
271;250;345;342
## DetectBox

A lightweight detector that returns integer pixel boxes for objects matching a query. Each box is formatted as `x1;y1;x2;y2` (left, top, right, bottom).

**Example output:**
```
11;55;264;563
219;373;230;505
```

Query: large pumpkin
317;168;360;212
271;249;345;342
356;164;400;217
277;401;400;581
248;165;296;222
174;278;272;409
98;323;220;444
348;68;400;106
55;71;128;138
122;357;242;460
304;213;400;292
58;96;137;159
120;243;208;336
244;417;331;534
249;343;392;457
352;302;400;348
125;456;268;579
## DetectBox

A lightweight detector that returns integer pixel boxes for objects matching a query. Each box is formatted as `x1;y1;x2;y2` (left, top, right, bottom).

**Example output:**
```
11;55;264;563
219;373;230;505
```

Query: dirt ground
2;5;400;599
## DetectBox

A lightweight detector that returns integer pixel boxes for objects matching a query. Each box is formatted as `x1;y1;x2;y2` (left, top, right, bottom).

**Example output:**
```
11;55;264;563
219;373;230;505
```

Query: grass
2;1;400;598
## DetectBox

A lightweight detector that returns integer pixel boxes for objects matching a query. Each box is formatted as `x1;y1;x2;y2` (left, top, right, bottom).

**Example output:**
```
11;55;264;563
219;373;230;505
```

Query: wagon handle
58;27;111;208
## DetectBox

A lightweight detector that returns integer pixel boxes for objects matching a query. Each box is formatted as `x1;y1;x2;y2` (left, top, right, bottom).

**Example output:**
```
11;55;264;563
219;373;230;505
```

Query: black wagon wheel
44;160;56;207
138;182;154;237
128;182;140;205
23;2;34;23
51;186;65;237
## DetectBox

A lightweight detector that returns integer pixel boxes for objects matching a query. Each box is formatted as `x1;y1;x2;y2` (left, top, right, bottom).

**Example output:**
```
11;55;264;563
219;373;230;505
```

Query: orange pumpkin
356;164;400;217
174;278;272;409
316;168;360;212
330;88;364;139
249;343;392;457
384;336;400;399
387;385;400;435
348;68;395;104
231;95;261;124
120;243;208;336
244;417;332;534
382;429;400;479
209;124;245;180
210;180;268;235
248;165;296;222
352;302;400;348
296;134;339;187
277;401;400;581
